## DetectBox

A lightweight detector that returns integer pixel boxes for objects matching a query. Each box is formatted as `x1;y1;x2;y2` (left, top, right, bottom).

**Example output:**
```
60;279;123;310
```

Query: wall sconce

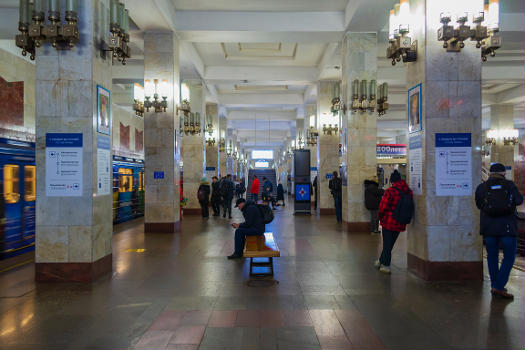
377;83;389;116
351;80;388;115
219;138;226;152
307;126;318;146
144;79;168;113
206;135;215;146
132;83;144;117
437;0;501;61
206;115;214;136
103;0;131;65
226;140;233;157
183;112;201;135
331;83;344;114
323;124;339;135
16;0;80;60
386;0;417;66
486;129;519;146
297;132;305;150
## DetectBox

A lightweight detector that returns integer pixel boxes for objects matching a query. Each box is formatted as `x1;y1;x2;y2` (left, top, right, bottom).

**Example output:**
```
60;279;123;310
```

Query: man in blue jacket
475;162;523;299
228;198;265;259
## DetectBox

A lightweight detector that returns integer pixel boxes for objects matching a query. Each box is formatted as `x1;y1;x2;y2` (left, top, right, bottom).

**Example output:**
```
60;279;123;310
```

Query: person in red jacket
250;175;260;202
376;170;413;274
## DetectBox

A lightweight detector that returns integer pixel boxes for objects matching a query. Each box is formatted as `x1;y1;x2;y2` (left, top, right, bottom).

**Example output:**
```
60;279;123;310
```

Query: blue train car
0;138;35;260
112;156;144;224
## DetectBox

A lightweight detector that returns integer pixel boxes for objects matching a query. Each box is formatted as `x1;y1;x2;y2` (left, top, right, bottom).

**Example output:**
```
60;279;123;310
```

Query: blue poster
295;184;310;201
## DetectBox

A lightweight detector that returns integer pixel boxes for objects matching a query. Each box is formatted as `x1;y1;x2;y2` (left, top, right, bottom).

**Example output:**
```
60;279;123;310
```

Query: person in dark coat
197;177;211;218
276;182;285;206
475;162;523;299
377;170;412;274
313;176;318;210
364;176;384;234
329;171;343;222
211;176;221;216
221;174;235;219
228;198;265;259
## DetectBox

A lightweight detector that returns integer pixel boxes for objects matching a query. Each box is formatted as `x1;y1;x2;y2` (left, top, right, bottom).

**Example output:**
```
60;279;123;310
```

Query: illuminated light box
252;150;273;159
254;161;269;168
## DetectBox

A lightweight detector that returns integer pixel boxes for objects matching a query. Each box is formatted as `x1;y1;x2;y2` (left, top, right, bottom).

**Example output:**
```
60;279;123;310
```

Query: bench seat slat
243;232;280;258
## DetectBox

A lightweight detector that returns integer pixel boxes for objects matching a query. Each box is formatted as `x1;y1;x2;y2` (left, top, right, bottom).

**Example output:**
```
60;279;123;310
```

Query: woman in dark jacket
276;183;285;206
197;177;211;218
364;176;384;234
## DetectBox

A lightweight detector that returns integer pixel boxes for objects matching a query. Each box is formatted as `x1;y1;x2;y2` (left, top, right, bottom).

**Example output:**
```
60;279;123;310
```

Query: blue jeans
485;236;516;291
379;229;400;267
234;228;262;256
251;193;258;202
333;195;342;222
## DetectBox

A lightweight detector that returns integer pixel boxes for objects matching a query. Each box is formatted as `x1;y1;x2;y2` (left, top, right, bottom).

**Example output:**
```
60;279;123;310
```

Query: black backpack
482;179;515;217
392;187;414;224
257;204;274;224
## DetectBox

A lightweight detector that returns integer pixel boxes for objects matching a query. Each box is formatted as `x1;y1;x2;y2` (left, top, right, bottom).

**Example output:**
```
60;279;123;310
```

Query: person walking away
250;175;260;202
211;176;221;216
197;177;211;218
262;177;276;209
376;170;413;274
221;174;235;219
276;182;285;206
329;171;343;222
227;198;265;259
475;162;523;299
235;182;241;200
364;176;384;234
313;176;318;210
240;178;246;199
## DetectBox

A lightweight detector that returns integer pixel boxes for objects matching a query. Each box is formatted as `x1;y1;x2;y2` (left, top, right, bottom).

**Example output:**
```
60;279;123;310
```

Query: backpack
482;179;515;217
257;204;274;224
392;187;414;225
197;188;206;202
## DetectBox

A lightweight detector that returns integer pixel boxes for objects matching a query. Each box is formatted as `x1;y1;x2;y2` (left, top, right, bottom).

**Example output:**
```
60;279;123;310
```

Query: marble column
182;82;206;214
406;0;483;280
306;104;318;183
226;129;234;174
143;32;181;232
205;104;219;177
35;0;112;281
317;81;340;215
341;32;378;232
489;104;515;179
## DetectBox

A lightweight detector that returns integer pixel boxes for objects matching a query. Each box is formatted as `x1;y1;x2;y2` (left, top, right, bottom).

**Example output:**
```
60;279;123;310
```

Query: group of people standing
330;162;522;299
249;175;284;209
198;175;246;219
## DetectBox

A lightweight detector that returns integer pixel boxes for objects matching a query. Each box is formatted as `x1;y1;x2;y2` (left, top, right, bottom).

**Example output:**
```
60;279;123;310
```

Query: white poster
45;133;83;196
97;135;111;195
409;134;423;195
435;133;472;196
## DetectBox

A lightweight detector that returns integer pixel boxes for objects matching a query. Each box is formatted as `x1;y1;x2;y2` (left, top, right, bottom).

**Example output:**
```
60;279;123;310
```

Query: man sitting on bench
228;198;265;259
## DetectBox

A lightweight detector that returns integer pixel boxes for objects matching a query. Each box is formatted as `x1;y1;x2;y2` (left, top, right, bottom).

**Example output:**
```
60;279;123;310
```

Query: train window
24;165;36;202
118;168;133;192
4;164;20;204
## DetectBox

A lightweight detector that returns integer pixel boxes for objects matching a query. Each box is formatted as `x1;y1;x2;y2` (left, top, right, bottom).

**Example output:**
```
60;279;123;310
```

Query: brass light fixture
183;112;201;135
486;129;519;146
133;83;145;117
437;1;501;61
104;0;131;65
386;0;417;66
351;80;389;116
16;0;80;60
307;126;318;145
219;138;226;152
144;79;168;113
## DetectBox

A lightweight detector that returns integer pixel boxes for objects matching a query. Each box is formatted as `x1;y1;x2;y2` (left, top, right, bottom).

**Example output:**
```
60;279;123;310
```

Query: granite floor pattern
0;199;524;350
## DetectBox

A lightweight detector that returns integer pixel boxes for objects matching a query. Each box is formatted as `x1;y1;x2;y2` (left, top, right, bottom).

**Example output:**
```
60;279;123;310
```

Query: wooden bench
244;232;280;276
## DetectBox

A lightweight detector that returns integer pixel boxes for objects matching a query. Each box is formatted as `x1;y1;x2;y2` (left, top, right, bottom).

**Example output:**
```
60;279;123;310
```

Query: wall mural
0;76;24;127
135;129;143;153
120;122;130;151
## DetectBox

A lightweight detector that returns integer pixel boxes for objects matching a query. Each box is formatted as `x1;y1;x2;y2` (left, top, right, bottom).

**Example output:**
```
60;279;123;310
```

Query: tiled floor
0;199;524;350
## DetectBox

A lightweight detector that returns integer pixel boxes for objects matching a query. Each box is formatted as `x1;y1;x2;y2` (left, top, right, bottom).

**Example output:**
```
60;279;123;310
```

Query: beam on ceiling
219;93;304;106
205;66;319;83
177;31;343;44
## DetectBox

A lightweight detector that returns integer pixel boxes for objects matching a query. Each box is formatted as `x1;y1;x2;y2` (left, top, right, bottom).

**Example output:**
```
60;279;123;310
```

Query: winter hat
390;170;401;183
489;163;506;173
201;177;207;182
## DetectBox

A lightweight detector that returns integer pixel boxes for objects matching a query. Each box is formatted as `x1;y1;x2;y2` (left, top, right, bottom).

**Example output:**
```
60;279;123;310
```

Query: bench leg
249;257;274;277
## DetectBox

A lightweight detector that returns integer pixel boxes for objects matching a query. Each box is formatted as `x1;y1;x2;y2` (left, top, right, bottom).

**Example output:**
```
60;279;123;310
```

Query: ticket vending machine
293;149;311;214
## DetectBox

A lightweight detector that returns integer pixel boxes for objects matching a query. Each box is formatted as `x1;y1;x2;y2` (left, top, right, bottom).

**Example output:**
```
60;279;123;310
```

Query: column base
407;253;483;281
183;208;202;215
343;221;369;233
144;221;181;233
35;254;112;283
319;208;335;215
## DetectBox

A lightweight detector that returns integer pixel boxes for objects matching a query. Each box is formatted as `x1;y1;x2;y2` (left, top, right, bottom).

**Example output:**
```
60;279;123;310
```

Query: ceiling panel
172;0;348;11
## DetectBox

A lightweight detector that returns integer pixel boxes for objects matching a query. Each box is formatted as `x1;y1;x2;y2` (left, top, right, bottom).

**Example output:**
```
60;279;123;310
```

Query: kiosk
293;149;311;214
